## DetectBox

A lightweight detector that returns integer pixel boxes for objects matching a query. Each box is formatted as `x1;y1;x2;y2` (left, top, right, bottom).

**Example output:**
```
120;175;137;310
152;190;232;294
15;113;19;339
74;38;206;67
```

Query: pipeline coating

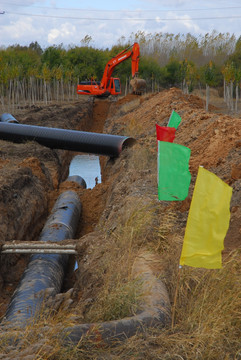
4;189;82;324
61;252;171;345
67;175;87;188
0;122;135;157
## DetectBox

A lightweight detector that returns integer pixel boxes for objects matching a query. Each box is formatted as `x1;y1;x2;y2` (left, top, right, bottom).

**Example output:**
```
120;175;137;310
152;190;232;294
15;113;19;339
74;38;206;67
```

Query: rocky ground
0;88;240;359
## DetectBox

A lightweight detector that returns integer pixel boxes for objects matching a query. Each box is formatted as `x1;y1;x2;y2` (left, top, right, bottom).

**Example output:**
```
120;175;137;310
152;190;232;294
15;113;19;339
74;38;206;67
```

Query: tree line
0;31;241;112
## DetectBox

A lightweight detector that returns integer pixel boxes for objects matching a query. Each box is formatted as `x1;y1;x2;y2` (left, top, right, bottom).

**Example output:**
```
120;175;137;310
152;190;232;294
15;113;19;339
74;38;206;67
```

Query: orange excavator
76;42;146;97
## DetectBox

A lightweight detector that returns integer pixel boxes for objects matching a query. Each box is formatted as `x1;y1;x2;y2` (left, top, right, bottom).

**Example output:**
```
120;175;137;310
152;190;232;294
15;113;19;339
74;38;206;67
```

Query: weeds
86;278;142;322
118;98;141;117
125;116;143;137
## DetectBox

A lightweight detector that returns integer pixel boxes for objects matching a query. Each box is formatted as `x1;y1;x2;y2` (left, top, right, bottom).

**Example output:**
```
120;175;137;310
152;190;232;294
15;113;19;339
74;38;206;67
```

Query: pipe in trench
0;113;19;123
67;175;87;188
0;122;135;157
3;176;84;325
61;252;171;345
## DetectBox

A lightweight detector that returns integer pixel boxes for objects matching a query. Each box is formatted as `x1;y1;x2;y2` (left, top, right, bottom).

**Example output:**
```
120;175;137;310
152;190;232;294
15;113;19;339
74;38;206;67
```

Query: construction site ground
0;88;240;359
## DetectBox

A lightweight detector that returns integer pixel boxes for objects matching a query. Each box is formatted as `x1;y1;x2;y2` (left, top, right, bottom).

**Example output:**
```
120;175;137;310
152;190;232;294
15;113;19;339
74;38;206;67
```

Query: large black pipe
0;122;135;157
4;177;84;325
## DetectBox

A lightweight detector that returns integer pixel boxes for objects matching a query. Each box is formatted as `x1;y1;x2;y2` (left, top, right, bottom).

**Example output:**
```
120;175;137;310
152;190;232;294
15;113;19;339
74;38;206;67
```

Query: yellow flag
180;166;232;269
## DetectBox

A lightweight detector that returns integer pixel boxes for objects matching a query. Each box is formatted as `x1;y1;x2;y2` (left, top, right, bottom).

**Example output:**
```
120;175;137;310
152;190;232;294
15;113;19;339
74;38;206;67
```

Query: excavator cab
100;78;121;98
109;78;121;95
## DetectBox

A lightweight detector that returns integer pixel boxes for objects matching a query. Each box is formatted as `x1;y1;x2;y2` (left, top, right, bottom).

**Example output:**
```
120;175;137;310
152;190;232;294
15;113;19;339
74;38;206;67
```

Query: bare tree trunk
56;80;59;102
223;78;226;103
44;80;47;104
11;80;15;112
206;83;210;112
0;84;5;112
30;76;36;105
128;77;131;94
61;78;64;102
16;80;20;107
21;79;26;106
47;83;51;102
226;84;230;109
40;79;43;102
125;78;128;96
235;84;239;113
230;81;234;113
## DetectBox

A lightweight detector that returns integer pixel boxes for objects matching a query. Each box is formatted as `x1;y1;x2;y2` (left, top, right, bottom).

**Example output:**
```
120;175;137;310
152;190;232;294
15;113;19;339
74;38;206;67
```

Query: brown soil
103;88;240;251
0;89;240;356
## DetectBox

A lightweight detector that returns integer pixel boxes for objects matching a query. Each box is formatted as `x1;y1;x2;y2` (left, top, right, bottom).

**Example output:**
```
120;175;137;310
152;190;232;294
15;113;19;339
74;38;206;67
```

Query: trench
0;99;110;319
69;154;102;272
0;98;171;342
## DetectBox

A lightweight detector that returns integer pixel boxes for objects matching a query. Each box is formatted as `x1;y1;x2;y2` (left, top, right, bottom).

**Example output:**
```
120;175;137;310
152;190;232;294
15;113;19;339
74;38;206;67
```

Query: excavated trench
0;96;171;344
0;98;112;319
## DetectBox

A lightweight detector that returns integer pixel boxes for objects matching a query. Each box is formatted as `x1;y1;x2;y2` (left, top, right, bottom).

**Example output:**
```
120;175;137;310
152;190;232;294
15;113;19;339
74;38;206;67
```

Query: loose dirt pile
103;88;240;252
0;88;240;359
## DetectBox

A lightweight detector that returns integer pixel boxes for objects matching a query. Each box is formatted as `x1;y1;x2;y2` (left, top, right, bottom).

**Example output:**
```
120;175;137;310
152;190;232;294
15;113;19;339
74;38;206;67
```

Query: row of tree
0;31;241;112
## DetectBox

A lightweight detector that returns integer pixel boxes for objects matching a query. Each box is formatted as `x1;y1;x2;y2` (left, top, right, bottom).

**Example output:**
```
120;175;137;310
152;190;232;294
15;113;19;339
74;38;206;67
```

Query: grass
117;98;141;116
83;198;159;323
86;278;142;322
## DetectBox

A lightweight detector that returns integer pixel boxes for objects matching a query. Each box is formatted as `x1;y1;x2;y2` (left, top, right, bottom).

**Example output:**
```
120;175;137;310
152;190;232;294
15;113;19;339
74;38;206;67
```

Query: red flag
156;124;176;142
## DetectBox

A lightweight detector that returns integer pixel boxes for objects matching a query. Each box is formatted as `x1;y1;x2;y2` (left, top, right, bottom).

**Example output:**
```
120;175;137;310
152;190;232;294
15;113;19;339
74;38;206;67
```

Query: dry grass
78;141;241;359
70;141;240;359
117;98;141;116
125;116;144;137
83;198;160;323
68;248;240;360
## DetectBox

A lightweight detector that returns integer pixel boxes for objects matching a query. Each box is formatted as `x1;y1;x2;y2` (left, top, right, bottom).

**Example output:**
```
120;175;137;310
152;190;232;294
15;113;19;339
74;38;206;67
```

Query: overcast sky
0;0;241;49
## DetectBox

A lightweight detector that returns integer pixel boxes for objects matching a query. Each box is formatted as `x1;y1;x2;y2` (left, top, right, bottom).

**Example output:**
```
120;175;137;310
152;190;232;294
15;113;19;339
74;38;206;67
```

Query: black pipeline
0;122;135;157
4;176;84;325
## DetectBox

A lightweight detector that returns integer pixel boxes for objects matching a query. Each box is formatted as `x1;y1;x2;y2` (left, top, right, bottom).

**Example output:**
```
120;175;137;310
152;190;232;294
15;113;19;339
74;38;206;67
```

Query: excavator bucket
130;78;147;95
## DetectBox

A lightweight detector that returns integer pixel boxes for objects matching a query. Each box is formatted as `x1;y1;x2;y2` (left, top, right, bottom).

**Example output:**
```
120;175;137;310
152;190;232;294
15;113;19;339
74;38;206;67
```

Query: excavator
76;42;146;97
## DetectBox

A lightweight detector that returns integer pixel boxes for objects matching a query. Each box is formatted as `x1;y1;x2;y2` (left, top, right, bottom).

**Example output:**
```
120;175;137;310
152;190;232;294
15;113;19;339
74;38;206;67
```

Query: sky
0;0;241;49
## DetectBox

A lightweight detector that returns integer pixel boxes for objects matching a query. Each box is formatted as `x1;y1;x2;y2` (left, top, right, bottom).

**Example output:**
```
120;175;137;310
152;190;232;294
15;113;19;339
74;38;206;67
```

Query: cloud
0;1;241;49
48;23;76;44
0;15;45;44
165;12;202;33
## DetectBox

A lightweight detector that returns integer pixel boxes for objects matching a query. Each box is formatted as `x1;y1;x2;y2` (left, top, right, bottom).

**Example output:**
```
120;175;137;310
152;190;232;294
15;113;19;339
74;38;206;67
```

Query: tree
80;35;93;47
41;45;66;69
199;61;222;111
164;59;182;87
29;41;43;55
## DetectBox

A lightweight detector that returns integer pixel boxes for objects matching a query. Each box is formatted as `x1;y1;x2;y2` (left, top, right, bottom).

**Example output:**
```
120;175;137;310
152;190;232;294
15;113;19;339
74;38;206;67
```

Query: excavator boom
100;42;140;89
77;42;145;97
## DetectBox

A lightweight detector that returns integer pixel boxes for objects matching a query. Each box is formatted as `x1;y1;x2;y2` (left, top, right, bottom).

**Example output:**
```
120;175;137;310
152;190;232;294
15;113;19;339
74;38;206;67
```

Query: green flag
168;110;182;129
158;141;191;201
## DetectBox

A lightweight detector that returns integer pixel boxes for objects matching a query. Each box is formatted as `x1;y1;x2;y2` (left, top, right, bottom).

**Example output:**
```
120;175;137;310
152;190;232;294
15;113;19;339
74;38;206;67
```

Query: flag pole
171;264;182;329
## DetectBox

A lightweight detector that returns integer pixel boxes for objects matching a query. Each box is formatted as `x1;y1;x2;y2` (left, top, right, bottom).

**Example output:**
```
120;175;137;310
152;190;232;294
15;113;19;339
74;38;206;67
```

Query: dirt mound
103;88;240;251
